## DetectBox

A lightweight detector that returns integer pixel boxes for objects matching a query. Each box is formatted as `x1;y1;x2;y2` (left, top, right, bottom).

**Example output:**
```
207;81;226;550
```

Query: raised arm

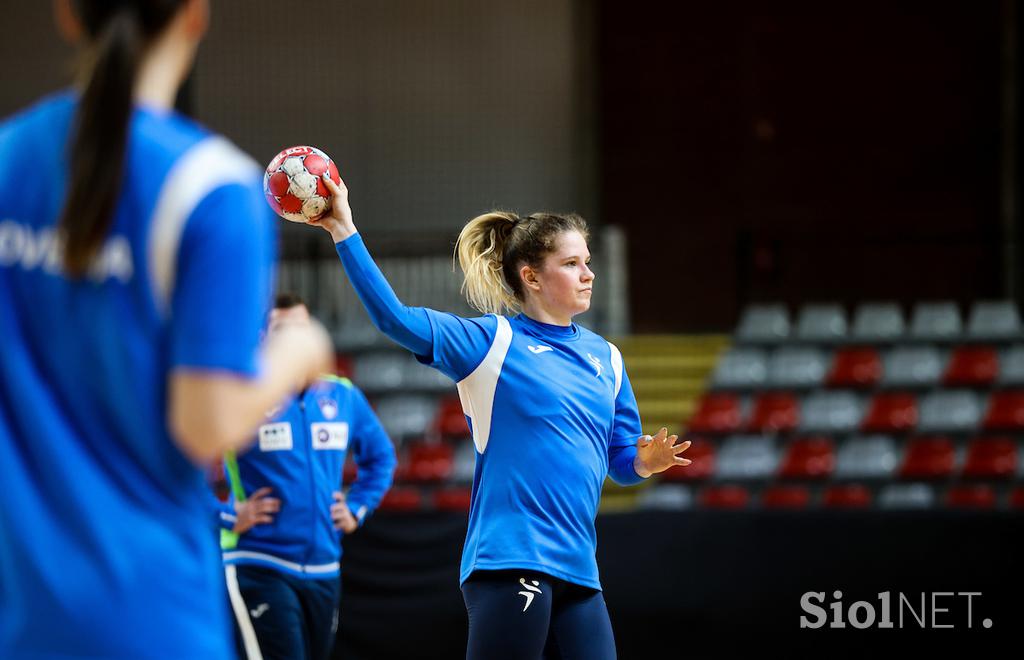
313;174;433;355
310;175;495;382
334;234;433;356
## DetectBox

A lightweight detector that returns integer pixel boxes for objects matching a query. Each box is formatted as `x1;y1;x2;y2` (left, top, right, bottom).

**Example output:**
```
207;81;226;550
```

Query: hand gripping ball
263;145;341;222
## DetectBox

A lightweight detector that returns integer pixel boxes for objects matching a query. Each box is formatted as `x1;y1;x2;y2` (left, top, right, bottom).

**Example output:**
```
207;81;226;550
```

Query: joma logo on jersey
587;353;603;377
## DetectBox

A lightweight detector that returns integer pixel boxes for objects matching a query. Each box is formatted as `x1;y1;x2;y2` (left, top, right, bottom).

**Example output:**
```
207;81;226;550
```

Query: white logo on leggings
249;603;270;619
518;578;542;612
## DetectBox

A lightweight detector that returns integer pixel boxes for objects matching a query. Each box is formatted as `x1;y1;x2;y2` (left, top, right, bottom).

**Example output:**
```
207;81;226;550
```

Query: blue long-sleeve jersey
336;233;645;590
221;375;396;578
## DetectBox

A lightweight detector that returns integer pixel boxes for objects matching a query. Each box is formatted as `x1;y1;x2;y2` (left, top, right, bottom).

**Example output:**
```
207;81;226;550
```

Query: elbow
373;314;404;342
169;409;241;465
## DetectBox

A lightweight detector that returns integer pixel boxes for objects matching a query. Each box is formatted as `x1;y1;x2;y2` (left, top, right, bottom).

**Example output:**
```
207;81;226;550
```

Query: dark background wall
0;2;1013;331
600;1;1008;331
0;1;591;254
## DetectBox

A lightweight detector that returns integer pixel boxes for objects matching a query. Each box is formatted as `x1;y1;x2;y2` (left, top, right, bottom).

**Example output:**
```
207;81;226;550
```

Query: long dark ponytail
61;1;183;277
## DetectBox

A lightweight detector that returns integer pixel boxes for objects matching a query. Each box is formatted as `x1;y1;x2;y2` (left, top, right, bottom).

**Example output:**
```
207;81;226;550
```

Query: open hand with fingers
633;428;692;478
232;487;281;534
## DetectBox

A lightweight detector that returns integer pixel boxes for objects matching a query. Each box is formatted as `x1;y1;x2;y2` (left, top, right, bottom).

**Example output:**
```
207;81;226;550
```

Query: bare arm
169;322;332;463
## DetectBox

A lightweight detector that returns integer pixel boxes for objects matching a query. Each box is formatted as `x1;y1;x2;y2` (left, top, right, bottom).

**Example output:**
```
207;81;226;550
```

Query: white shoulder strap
608;341;623;398
456;315;513;454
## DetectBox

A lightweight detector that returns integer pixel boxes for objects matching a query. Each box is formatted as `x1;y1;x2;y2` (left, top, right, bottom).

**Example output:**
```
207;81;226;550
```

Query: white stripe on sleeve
148;136;259;314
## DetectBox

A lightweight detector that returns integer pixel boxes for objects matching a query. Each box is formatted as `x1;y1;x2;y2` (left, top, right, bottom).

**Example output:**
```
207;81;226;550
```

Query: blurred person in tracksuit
219;293;397;660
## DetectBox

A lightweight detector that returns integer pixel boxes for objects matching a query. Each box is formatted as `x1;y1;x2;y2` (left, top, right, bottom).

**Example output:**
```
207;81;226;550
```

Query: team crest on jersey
587;353;603;377
318;397;339;420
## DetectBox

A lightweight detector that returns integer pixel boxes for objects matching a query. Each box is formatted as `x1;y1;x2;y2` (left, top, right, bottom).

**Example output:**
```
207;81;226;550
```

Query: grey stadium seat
878;483;935;510
735;304;790;344
715;435;780;479
917;390;984;434
881;345;945;388
353;352;408;392
334;317;392;351
851;302;905;342
998;345;1024;386
403;361;453;391
374;394;437;440
637;484;693;510
795;304;848;343
835;435;900;479
766;347;828;388
967;300;1022;341
909;301;962;341
452;438;477;482
710;347;768;389
798;391;864;434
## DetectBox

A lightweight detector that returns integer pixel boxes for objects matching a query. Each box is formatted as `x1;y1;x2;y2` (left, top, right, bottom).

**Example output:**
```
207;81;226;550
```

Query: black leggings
461;570;616;660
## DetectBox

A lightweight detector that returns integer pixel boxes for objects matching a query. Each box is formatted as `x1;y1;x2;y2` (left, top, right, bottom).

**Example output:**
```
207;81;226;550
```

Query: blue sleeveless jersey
0;91;275;658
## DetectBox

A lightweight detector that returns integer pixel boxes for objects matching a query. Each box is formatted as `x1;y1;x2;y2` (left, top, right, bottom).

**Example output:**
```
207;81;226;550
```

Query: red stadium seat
822;484;872;508
899;437;956;479
405;442;454;483
1009;487;1024;509
660;437;714;481
861;392;918;433
208;457;230;501
688;393;744;434
943;346;998;386
746;392;799;433
945;485;996;509
827;348;882;388
699;485;750;509
962;437;1018;479
434;396;470;439
378;487;423;511
334;353;354;378
778;437;835;479
433;487;473;512
982;391;1024;431
342;458;358;485
761;485;811;509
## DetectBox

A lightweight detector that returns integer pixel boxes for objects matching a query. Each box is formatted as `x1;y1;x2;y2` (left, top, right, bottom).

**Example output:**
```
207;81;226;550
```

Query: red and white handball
263;145;341;223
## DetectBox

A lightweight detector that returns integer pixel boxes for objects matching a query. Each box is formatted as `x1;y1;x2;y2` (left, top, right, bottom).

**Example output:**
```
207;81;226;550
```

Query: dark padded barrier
336;511;1024;659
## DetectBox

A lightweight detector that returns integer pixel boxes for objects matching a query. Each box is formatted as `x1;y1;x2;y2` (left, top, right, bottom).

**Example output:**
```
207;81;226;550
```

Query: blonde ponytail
454;212;521;314
454;210;591;315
